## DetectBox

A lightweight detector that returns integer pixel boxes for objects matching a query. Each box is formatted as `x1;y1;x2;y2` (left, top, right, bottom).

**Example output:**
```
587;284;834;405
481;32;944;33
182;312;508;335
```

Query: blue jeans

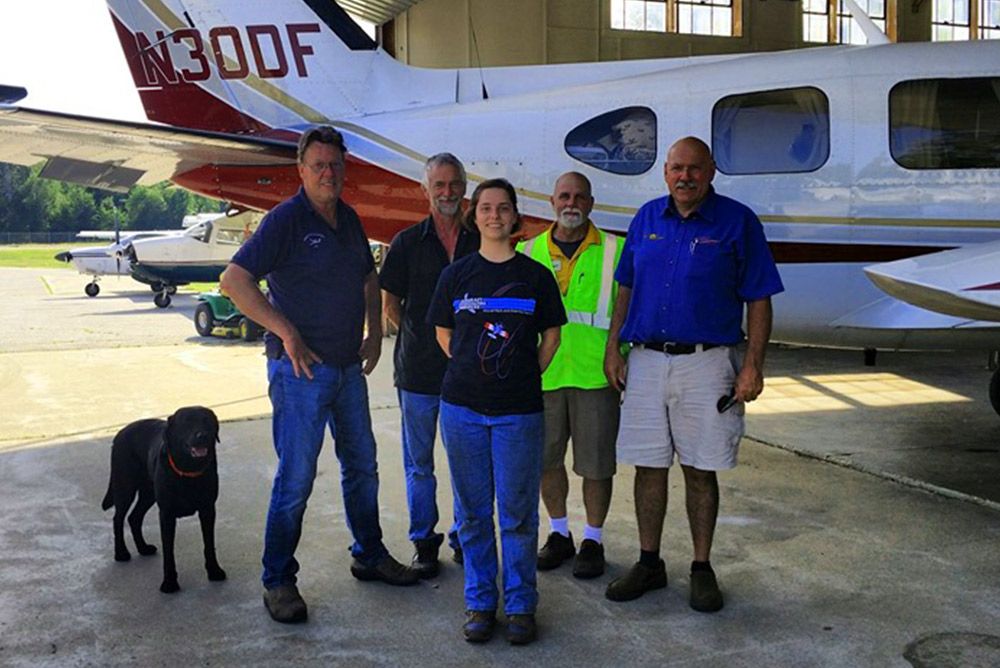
262;358;387;589
398;389;459;549
439;401;544;615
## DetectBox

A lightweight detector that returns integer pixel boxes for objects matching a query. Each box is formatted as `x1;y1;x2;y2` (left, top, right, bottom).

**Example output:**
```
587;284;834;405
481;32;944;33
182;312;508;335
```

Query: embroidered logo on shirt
690;237;720;254
303;233;324;248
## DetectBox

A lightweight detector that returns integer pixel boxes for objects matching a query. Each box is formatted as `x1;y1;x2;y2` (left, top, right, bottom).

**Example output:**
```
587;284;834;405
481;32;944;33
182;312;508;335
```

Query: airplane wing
863;240;1000;323
0;104;296;193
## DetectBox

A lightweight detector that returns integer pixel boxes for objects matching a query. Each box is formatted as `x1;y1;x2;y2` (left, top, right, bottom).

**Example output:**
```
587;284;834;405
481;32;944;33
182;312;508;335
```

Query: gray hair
423;152;467;187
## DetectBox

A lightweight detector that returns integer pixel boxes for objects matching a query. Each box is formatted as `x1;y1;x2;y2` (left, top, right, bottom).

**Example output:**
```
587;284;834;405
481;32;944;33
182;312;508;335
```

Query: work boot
605;560;667;602
689;569;724;612
506;614;538;645
572;539;606;579
350;554;420;586
411;537;441;579
537;531;575;570
463;609;496;643
263;584;308;624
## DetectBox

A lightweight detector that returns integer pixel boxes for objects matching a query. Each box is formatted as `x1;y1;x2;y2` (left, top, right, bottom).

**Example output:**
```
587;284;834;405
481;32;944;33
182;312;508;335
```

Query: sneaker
263;584;308;624
537;531;575;570
506;614;537;645
572;539;605;579
605;560;667;602
452;545;464;566
689;569;724;613
350;554;420;586
463;609;496;643
411;539;441;579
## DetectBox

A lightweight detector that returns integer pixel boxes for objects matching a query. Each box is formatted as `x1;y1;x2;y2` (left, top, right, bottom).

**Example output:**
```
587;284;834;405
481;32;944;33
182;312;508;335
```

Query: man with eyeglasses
222;125;419;626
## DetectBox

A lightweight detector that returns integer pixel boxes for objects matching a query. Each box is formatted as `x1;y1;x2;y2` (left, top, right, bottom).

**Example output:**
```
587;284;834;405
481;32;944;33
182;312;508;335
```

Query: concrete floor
1;267;999;667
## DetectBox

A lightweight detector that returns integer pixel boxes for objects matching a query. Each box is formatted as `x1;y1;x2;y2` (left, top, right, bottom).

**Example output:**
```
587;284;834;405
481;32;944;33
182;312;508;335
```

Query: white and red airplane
0;0;998;413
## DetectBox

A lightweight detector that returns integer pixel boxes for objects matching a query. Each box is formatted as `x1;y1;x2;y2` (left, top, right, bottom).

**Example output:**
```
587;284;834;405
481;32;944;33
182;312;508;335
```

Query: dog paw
114;551;131;562
137;544;158;556
207;566;227;582
159;580;180;594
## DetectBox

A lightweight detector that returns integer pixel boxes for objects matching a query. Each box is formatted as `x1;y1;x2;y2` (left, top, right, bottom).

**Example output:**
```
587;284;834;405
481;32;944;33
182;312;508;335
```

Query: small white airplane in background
55;229;181;296
125;210;262;307
0;0;998;414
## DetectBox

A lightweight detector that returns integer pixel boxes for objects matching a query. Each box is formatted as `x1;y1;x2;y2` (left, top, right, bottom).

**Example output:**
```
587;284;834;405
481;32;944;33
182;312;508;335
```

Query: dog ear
165;414;176;449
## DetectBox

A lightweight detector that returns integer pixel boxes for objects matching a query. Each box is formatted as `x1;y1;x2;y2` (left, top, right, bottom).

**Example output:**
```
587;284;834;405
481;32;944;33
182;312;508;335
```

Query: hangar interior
340;0;993;67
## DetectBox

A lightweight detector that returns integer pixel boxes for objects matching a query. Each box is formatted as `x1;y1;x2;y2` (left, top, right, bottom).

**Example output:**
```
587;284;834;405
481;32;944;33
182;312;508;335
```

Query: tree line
0;163;225;234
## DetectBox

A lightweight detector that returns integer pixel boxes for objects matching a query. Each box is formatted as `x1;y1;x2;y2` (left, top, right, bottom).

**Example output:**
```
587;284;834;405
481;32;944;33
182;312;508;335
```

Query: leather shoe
463;609;496;643
263;584;308;623
605;560;667;602
537;531;575;570
506;614;537;645
452;545;463;565
350;554;420;586
690;569;724;612
572;539;605;579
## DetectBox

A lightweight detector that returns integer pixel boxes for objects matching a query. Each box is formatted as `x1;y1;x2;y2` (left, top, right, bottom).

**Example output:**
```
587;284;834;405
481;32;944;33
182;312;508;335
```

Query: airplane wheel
990;368;1000;418
154;292;171;308
166;285;177;295
194;303;215;337
85;282;100;297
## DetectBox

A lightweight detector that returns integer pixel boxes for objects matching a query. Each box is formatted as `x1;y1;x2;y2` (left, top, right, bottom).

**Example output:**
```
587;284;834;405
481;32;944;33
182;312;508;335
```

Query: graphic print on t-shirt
452;283;536;380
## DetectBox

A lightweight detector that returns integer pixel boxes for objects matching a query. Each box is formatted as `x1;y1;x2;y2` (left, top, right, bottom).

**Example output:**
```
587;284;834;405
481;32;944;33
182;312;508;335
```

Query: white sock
583;524;603;544
550;516;570;537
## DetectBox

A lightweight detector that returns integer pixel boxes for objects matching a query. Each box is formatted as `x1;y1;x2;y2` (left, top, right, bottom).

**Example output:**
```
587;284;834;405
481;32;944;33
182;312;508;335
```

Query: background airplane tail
105;0;453;136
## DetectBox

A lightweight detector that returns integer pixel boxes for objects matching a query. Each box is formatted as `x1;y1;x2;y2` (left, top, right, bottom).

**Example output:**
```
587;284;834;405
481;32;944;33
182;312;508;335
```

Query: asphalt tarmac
1;267;998;667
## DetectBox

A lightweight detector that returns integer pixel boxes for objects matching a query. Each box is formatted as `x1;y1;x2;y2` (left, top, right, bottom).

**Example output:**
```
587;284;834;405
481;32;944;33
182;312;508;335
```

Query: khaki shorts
615;346;744;471
543;387;619;480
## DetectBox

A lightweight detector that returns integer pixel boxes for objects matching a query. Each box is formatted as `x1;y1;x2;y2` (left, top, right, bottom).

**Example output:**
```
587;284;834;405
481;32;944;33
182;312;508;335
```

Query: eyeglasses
305;161;345;174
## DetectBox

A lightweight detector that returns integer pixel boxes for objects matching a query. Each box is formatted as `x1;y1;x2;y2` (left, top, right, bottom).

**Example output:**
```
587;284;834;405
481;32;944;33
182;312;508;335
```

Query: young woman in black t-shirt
429;179;566;645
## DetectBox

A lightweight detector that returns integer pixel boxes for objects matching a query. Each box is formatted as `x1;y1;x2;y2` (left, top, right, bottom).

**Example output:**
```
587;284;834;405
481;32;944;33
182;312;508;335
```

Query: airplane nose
54;251;72;262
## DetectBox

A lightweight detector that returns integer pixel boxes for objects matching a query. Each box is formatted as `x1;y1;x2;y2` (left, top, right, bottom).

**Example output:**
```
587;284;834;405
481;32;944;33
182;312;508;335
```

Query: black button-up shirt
379;216;480;394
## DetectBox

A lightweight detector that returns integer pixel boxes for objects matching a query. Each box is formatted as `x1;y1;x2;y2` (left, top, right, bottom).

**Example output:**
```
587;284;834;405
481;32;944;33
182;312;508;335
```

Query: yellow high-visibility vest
518;226;623;391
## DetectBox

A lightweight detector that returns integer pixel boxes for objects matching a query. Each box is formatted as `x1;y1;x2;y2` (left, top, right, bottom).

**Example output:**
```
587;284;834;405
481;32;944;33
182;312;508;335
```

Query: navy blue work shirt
379;216;480;395
615;188;783;345
231;187;375;366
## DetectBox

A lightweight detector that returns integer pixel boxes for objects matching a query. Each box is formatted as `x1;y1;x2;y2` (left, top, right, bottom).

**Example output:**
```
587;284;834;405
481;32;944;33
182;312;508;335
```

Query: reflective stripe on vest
520;229;617;329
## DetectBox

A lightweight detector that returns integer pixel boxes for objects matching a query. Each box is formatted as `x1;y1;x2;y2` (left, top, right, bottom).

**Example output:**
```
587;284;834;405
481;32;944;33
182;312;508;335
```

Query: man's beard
558;209;585;229
435;199;461;216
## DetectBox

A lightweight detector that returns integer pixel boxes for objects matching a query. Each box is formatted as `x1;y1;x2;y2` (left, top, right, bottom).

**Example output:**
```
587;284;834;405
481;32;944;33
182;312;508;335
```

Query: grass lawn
0;243;90;268
0;244;216;293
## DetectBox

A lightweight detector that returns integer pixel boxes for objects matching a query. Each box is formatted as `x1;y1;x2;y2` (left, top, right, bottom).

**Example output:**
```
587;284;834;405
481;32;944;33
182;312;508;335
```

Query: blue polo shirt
231;188;375;366
615;188;783;345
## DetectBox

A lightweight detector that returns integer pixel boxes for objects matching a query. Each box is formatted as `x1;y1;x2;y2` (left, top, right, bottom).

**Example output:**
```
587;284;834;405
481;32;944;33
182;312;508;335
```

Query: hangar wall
385;0;932;67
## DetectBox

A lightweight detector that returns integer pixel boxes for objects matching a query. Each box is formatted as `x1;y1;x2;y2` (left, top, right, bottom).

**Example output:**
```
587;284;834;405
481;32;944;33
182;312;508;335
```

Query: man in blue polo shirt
603;136;783;612
221;126;418;625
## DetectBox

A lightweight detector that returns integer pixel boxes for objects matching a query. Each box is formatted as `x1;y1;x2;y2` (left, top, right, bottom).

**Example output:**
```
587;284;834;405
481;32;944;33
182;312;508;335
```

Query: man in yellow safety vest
517;172;624;579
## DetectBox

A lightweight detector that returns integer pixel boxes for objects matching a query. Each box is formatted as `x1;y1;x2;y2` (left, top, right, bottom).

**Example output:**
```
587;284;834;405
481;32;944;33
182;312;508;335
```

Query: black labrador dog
101;406;226;593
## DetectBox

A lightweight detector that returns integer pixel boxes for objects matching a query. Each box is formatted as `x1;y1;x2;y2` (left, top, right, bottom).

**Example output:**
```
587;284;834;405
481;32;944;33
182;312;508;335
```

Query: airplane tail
105;0;454;136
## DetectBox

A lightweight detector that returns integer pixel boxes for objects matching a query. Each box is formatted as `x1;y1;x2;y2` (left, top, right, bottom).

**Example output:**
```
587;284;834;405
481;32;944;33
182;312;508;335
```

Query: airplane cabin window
712;87;830;174
890;77;1000;169
564;107;657;175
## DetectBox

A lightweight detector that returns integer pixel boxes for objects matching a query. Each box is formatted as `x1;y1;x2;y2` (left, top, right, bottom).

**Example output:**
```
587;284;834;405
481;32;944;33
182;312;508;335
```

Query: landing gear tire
85;282;100;297
154;291;171;308
194;303;215;337
990;368;1000;418
239;317;262;342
